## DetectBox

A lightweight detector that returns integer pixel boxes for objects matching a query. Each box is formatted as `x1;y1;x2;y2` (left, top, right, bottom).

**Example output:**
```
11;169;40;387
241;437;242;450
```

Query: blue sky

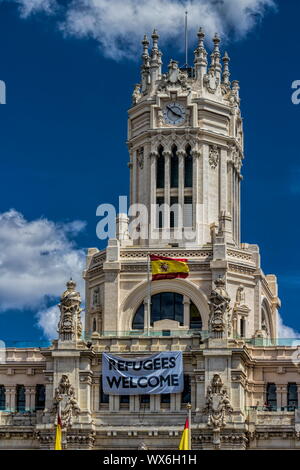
0;0;299;341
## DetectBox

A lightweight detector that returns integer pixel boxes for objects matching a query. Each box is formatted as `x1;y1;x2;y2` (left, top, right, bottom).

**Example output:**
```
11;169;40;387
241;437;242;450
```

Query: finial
142;34;149;53
210;32;221;77
152;29;159;50
197;27;205;42
222;51;231;85
213;33;220;46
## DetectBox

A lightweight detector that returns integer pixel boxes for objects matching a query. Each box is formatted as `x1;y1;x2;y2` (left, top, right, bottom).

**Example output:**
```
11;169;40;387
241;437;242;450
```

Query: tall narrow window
184;196;193;227
266;383;277;411
288;383;298;411
99;378;109;405
156;196;164;229
184;145;193;188
161;394;170;405
171;146;179;188
170;197;179;228
156;146;165;189
140;394;150;408
16;385;25;412
35;384;45;411
240;318;246;338
120;395;130;405
181;375;191;404
93;318;97;332
0;386;5;411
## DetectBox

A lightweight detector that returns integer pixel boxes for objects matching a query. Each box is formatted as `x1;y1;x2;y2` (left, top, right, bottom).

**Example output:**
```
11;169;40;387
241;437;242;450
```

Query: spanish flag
179;418;190;450
150;255;189;281
54;407;62;450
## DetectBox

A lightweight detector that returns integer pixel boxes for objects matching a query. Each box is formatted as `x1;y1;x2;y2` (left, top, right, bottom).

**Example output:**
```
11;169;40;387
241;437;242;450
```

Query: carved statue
209;145;220;169
203;374;233;432
235;286;245;306
58;280;83;341
209;277;231;334
52;375;81;430
93;286;100;307
132;84;141;105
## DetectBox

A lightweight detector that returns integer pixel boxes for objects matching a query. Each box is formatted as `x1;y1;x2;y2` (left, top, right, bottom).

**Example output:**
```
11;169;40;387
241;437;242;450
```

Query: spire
151;29;159;52
141;34;150;65
194;27;207;80
141;34;150;93
150;29;162;83
210;33;222;80
222;51;231;85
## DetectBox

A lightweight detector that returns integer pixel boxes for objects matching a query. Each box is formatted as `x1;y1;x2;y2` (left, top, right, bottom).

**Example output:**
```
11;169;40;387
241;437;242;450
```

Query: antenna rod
185;10;188;67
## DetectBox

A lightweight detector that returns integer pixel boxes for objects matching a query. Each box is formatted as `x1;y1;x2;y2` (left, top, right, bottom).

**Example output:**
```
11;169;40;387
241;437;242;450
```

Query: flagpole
147;254;151;337
187;402;192;450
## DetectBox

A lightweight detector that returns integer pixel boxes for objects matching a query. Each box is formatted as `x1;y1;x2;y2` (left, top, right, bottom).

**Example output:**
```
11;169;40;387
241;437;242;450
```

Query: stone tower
84;30;280;342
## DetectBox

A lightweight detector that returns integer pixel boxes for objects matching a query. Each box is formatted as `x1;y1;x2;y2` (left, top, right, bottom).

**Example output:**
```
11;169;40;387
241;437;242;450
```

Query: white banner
102;351;183;395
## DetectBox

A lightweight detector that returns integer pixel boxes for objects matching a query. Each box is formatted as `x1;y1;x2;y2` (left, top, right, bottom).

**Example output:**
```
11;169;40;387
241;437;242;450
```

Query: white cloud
36;304;60;339
277;313;300;339
5;0;58;18
0;209;86;314
4;0;276;60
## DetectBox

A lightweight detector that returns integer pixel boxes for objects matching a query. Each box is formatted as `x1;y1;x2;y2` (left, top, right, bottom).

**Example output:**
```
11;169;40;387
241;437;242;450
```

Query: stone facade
0;30;298;450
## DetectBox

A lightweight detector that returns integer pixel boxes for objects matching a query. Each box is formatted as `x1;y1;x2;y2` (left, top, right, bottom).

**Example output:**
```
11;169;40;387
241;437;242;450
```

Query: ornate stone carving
209;145;220;169
52;375;81;430
92;286;101;307
204;70;219;94
132;84;141;105
58;280;83;341
158;60;190;92
209;278;231;335
203;375;233;447
136;147;144;169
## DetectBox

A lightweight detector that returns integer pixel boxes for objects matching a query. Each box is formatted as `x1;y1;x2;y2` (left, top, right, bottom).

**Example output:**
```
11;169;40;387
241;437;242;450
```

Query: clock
163;102;186;125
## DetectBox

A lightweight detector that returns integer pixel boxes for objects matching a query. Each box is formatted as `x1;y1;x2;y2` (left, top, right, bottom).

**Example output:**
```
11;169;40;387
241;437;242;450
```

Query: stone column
183;296;190;328
163;151;171;233
5;386;16;412
178;151;185;233
25;386;36;411
149;152;157;239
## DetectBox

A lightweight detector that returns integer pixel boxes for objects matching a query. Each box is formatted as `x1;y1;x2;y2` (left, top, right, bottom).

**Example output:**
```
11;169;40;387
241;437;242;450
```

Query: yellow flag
54;409;62;450
150;255;189;281
179;418;190;450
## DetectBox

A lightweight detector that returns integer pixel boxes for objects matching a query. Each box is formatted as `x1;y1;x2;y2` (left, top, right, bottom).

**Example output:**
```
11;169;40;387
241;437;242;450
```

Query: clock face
163;102;186;125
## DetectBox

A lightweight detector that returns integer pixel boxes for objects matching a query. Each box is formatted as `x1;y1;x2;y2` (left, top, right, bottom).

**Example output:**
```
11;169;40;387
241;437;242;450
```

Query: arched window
151;292;183;325
132;303;145;330
132;294;202;330
93;318;97;332
16;385;25;412
190;302;202;329
156;146;165;189
0;386;5;411
35;384;45;411
170;145;179;188
184;145;193;188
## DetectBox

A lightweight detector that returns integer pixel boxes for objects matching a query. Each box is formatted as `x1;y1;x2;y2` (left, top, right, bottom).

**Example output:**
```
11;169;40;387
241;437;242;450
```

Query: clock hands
166;105;182;119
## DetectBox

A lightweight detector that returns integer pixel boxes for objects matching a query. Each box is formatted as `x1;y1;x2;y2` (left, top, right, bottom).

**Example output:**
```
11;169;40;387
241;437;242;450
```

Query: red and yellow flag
179;418;190;450
54;408;62;450
150;255;189;281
